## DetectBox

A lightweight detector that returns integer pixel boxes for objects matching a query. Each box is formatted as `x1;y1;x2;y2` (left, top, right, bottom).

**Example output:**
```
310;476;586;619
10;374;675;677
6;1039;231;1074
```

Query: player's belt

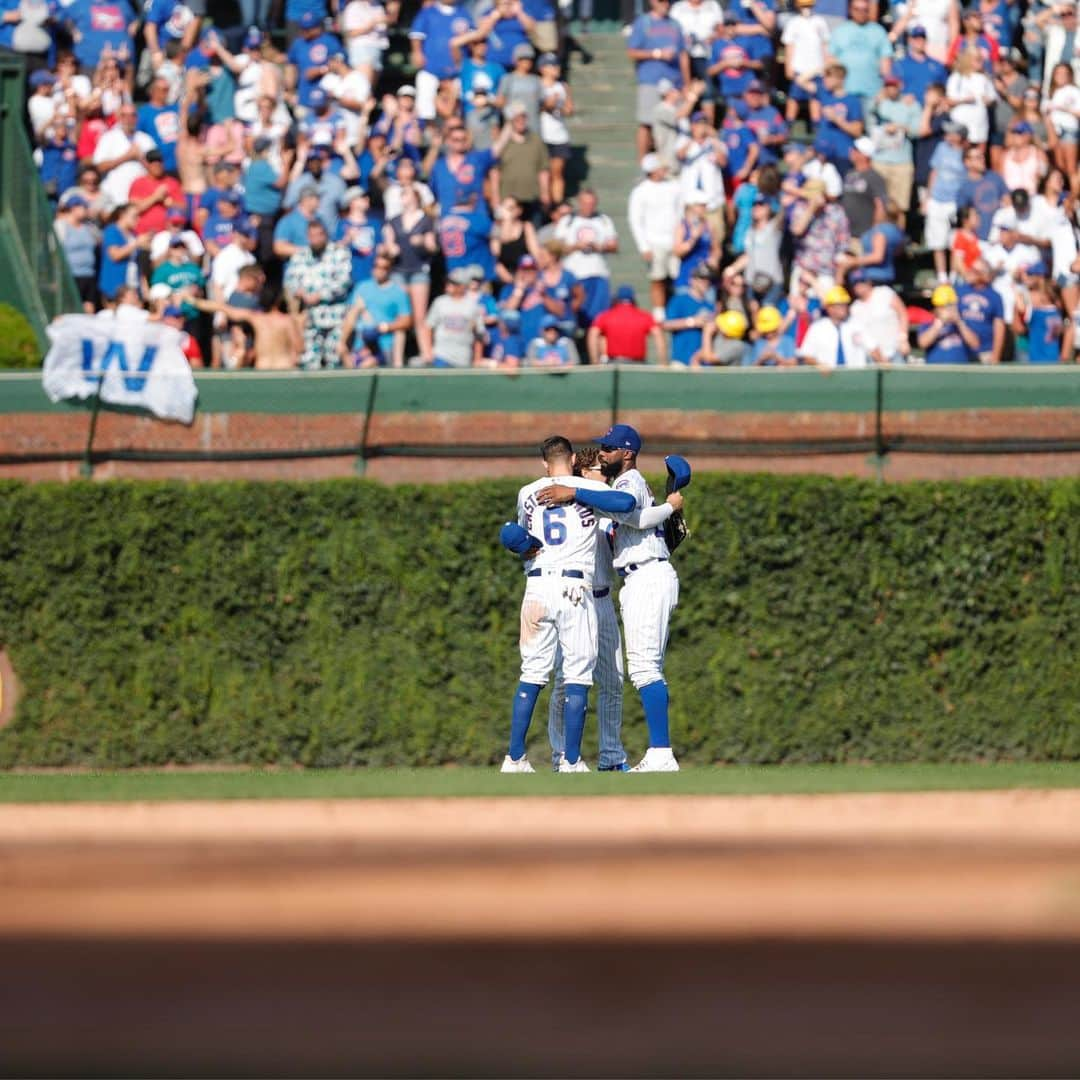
593;587;609;598
617;557;668;578
526;568;585;579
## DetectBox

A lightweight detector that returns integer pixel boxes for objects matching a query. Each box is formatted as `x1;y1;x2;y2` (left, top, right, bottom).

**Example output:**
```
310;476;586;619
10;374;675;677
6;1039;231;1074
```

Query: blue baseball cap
162;304;184;319
244;26;263;47
298;10;320;28
1013;120;1033;135
500;522;542;556
592;424;642;453
614;284;635;303
309;87;328;108
540;314;560;332
29;69;56;87
1025;259;1050;277
909;24;927;36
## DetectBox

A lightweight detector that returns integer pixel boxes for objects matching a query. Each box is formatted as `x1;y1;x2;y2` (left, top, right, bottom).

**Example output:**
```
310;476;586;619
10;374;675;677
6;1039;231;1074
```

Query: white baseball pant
620;559;679;689
548;590;625;768
519;577;597;686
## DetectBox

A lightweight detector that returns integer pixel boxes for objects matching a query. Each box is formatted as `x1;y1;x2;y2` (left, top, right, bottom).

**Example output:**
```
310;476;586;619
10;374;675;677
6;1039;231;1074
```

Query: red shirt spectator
589;287;667;363
130;151;185;235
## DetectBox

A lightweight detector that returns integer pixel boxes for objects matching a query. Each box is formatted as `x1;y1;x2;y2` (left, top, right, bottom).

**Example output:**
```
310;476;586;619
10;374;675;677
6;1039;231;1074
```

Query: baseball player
546;444;627;772
537;424;684;772
500;436;637;774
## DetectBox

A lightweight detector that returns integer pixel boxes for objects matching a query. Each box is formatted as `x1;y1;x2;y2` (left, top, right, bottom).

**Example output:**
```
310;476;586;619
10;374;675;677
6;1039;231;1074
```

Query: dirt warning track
3;790;1080;1076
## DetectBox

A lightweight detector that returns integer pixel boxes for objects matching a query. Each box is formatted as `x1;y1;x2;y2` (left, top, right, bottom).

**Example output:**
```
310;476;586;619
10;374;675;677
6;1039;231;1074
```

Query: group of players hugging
499;424;691;773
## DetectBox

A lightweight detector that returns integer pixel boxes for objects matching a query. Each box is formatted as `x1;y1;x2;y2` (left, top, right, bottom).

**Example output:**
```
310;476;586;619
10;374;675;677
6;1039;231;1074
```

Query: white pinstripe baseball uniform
516;475;611;686
607;469;680;692
548;518;626;769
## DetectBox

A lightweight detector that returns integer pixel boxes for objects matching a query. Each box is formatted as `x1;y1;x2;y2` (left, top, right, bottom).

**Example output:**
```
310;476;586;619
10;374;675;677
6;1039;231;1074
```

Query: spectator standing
556;188;618;326
428;122;499;213
727;195;784;299
672;192;718;285
840;136;887;238
918;282;980;362
789;177;852;292
129;148;184;236
537;54;573;207
956;257;1007;362
829;0;893;110
588;284;667;363
957;142;1008;241
1040;3;1080;96
287;12;344;114
273;185;323;266
891;3;958;64
497;44;544;132
338;251;413;367
1045;61;1080;186
341;0;395;84
999;119;1048;194
284;146;348;236
137;76;181;174
946;47;997;147
663;263;715;364
810;62;864;173
989;49;1026;171
797;284;874;366
848;270;909;362
868;74;921;225
732;79;788;167
627;0;690;161
93;103;156;208
674;110;727;246
895;25;949;99
409;0;475;122
425;267;485;366
497;102;551;221
628;152;684;320
782;0;831;123
925;119;969;280
1014;266;1073;362
838;198;905;283
55;196;101;312
284;218;353;369
383;184;438;361
670;0;724;124
526;315;581;365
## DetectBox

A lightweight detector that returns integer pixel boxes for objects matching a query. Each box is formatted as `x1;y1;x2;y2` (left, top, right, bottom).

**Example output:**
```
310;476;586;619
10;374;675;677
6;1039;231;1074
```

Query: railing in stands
0;49;80;348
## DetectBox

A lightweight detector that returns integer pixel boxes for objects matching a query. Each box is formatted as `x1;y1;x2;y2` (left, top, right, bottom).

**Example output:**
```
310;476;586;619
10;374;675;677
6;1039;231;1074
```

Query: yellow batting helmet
716;309;749;338
823;285;852;307
932;284;958;307
755;306;782;334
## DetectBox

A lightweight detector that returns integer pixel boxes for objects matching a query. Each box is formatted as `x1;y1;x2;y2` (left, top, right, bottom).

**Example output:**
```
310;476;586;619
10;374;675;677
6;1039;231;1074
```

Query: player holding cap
499;436;638;774
537;424;685;772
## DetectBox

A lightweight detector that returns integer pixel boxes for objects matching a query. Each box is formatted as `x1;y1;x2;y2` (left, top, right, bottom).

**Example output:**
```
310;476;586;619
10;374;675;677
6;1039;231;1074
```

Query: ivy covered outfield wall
0;475;1077;768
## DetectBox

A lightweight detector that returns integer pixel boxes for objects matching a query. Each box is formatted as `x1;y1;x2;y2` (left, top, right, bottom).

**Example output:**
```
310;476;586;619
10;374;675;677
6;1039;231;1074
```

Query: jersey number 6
542;507;567;545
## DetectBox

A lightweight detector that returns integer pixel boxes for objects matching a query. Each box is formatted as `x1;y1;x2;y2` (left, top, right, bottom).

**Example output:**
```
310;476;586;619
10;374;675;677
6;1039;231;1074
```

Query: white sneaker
558;757;591;773
630;747;680;773
501;754;536;773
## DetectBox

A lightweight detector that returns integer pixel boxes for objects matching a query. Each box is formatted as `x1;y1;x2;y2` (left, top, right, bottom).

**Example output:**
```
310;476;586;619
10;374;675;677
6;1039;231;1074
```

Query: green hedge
0;475;1077;767
0;303;42;368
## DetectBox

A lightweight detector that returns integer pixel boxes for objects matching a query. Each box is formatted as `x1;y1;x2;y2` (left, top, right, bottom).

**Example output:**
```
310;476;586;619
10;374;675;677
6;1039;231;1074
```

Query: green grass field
1;762;1080;803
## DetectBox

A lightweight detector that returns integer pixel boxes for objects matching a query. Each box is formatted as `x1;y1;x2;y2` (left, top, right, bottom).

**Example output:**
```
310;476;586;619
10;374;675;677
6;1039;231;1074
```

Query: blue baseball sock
509;681;543;760
562;683;589;764
639;680;670;748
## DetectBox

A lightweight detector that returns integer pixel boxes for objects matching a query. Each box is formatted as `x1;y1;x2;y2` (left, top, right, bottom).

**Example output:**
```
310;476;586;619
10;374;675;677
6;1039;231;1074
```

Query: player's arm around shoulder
536;475;636;515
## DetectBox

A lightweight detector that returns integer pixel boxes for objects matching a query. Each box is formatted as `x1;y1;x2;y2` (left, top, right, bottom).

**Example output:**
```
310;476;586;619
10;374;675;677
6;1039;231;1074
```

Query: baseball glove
663;455;691;553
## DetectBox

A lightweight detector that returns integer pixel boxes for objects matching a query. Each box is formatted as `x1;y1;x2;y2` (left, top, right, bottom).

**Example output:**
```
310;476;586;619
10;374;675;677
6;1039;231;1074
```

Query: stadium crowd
19;0;1080;366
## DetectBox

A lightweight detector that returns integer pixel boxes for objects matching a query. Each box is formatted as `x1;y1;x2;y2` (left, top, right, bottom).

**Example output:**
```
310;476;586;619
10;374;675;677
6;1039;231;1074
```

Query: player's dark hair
541;435;573;462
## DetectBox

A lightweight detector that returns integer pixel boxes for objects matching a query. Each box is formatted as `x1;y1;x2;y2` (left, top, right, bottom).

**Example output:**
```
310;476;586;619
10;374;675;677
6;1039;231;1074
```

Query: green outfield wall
0;475;1076;768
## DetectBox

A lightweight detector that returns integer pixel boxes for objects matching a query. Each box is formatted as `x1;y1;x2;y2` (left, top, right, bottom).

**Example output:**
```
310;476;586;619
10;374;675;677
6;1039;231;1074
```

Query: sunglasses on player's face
599;445;621;453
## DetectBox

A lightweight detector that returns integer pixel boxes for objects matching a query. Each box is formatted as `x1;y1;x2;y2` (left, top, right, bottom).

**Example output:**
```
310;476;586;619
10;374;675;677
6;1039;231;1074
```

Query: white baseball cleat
501;755;536;773
557;757;591;773
630;747;680;773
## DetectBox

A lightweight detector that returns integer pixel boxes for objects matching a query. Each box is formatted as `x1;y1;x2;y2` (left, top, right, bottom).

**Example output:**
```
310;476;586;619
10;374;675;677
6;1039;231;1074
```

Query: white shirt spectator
150;227;205;264
674;134;726;210
1048;83;1080;136
93;127;156;206
984;240;1041;321
851;286;905;359
669;0;723;59
210;240;257;301
382;180;435;220
802;157;843;198
946;70;995;145
322;68;373;142
342;0;390;65
781;13;830;78
798;315;870;368
28;92;56;139
628;175;684;254
556;211;618;280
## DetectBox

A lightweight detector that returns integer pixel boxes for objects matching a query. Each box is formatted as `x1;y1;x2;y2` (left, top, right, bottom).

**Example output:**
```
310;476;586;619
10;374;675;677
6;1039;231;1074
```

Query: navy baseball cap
1013;120;1033;135
909;24;927;36
614;284;635;302
592;424;642;453
244;27;263;47
309;88;328;108
162;304;184;318
500;522;542;556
